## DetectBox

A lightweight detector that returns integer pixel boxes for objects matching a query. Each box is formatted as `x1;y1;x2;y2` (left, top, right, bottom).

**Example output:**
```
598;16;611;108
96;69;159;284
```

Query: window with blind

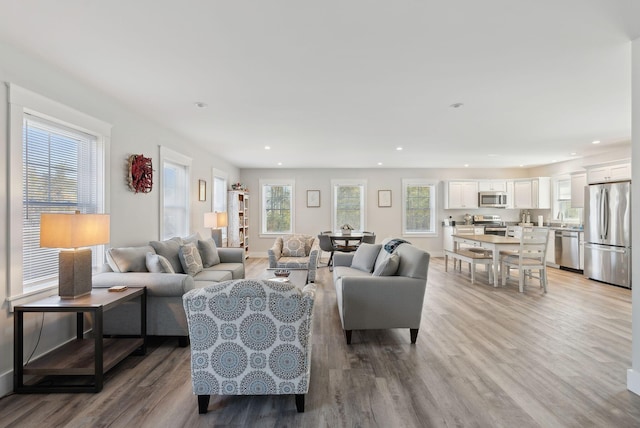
554;177;582;223
332;180;366;231
402;179;437;235
22;115;101;288
260;179;294;235
160;146;191;240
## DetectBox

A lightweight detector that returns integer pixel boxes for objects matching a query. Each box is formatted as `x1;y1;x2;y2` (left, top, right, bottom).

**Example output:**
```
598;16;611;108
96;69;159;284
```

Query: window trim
159;146;192;240
259;178;295;236
7;83;111;307
553;175;581;224
401;178;438;237
331;179;367;232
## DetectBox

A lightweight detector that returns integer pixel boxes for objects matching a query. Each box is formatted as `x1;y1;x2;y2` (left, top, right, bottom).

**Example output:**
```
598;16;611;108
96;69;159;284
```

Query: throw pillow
372;253;400;276
282;235;307;257
351;243;382;273
198;238;221;267
149;238;183;273
145;252;175;274
106;246;154;272
182;232;201;245
179;243;204;276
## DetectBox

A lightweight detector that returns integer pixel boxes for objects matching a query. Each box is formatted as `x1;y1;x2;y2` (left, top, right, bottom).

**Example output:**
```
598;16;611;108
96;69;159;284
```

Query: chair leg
198;395;210;414
295;394;305;412
410;328;418;344
345;330;352;344
519;269;525;293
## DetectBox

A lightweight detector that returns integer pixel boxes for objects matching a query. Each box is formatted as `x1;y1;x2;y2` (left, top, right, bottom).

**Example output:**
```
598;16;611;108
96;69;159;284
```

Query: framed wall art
307;190;320;207
378;190;392;207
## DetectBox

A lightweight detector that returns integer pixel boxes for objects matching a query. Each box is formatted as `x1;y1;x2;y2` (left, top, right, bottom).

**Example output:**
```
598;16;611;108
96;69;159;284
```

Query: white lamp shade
204;212;228;228
40;212;110;248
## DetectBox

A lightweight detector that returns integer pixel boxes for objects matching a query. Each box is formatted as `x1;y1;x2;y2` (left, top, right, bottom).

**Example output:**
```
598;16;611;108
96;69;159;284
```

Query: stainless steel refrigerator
584;180;631;288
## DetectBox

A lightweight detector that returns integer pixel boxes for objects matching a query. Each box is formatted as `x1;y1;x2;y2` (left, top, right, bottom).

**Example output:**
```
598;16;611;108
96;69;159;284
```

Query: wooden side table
14;287;146;393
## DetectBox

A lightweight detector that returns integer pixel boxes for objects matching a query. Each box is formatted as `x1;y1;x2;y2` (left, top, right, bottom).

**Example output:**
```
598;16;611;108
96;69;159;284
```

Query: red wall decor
128;154;153;193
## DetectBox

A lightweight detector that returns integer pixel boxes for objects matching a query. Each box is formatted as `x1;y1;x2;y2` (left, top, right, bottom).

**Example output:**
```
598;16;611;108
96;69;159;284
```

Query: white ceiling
1;1;639;169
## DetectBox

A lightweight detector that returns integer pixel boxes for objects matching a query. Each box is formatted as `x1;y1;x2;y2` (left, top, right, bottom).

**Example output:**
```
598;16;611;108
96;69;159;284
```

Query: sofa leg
345;330;352;344
295;394;305;412
410;328;419;344
178;336;189;347
198;395;210;414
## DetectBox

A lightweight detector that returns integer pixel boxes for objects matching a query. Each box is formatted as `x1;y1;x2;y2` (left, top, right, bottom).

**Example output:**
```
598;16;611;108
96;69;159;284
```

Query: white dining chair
500;228;550;293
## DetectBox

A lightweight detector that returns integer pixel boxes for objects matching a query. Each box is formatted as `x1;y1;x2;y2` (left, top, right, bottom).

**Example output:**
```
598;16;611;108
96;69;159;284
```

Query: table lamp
204;211;228;247
40;211;110;299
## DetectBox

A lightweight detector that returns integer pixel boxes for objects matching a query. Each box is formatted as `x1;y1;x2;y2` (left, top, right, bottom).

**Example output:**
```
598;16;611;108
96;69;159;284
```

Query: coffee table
260;269;309;288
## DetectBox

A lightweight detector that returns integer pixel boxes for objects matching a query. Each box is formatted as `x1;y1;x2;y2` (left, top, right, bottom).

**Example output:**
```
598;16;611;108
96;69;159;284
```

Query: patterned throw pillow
282;235;307;257
179;243;204;276
146;252;175;274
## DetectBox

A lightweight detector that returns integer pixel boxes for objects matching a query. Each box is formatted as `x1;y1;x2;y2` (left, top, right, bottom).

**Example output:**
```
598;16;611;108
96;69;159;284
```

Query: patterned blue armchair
268;234;320;282
182;279;316;414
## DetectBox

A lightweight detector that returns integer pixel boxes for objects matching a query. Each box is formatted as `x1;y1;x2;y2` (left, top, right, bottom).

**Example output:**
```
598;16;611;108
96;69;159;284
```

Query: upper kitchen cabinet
512;177;551;209
586;160;631;184
445;181;478;209
570;172;587;208
477;180;507;192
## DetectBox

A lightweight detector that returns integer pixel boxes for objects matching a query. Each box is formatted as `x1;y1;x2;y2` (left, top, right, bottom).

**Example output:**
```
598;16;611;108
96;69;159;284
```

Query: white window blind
22;114;99;287
162;160;189;239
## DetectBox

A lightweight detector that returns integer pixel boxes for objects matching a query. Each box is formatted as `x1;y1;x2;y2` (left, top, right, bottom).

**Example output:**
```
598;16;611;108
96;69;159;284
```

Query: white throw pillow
145;252;175;274
351;243;382;273
106;246;154;272
372;253;400;276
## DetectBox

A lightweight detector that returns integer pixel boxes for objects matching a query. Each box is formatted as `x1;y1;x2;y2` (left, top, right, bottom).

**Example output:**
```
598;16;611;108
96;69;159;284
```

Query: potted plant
340;224;354;235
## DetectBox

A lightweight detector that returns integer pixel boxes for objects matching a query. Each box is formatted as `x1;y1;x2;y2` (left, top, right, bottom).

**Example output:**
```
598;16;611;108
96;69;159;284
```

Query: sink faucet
558;212;565;227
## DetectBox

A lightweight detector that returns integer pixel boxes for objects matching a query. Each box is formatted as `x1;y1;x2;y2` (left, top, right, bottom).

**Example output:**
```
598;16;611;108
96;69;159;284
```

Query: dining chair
361;232;376;244
317;232;337;269
500;227;549;293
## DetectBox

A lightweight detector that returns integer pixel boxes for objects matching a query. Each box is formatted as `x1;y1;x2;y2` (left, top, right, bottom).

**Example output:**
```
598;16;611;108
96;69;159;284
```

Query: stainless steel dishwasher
555;229;581;270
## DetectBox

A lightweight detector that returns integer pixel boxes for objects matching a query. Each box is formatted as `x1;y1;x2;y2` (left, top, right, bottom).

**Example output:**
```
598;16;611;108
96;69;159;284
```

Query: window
260;179;294;235
402;179;437;235
8;84;110;302
160;147;191;239
554;177;582;224
332;180;366;231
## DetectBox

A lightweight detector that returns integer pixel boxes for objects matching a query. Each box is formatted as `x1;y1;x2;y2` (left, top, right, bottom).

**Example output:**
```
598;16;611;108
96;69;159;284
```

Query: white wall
0;41;239;397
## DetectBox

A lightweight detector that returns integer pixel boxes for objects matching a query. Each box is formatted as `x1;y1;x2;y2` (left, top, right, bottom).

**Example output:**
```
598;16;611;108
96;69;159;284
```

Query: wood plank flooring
2;256;640;427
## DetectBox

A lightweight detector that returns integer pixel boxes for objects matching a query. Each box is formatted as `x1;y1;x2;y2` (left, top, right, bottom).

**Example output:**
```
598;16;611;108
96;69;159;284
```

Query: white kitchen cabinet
586;161;631;184
570;172;587;208
512;177;551;209
545;228;557;267
478;180;507;192
445;181;478;209
579;232;584;270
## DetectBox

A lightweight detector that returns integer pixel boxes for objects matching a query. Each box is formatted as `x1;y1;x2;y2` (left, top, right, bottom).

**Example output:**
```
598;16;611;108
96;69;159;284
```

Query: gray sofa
93;235;245;345
332;239;430;344
268;234;321;282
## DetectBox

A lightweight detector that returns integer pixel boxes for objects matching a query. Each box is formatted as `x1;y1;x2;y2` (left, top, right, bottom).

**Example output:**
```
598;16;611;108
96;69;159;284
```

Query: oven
473;215;507;236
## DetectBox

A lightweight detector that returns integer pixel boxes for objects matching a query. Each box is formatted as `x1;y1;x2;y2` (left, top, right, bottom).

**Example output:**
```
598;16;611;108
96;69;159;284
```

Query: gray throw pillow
106;245;154;272
182;232;201;245
179;243;203;276
198;238;221;267
145;252;175;274
149;238;183;273
372;253;400;276
351;243;382;273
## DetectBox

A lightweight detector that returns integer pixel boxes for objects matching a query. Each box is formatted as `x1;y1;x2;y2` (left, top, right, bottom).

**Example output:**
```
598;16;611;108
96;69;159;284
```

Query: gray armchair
268;234;320;282
182;279;316;413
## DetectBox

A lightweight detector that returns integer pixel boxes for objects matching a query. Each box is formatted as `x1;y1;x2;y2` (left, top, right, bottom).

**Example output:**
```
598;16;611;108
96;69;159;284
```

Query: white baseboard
627;368;640;396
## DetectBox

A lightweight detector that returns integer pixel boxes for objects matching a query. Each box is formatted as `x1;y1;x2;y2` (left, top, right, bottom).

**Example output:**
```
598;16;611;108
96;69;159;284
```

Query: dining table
451;234;521;286
327;231;366;252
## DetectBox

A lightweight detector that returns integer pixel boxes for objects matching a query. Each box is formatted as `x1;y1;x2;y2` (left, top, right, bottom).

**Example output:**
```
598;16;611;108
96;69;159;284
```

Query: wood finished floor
2;256;640;428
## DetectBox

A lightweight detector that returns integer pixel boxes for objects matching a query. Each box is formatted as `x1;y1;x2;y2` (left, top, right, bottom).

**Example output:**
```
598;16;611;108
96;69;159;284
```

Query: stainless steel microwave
478;191;508;208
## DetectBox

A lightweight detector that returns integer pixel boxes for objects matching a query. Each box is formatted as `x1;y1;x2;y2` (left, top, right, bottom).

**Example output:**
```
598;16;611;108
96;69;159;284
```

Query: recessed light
277;162;282;166
520;164;525;167
194;101;208;108
570;152;577;156
592;140;601;144
450;102;464;108
377;162;383;166
464;164;469;167
396;147;403;151
265;146;271;150
552;160;557;163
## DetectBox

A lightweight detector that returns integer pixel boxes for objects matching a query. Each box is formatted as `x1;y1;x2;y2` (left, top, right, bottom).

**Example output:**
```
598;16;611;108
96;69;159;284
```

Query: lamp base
211;229;223;247
59;248;93;299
